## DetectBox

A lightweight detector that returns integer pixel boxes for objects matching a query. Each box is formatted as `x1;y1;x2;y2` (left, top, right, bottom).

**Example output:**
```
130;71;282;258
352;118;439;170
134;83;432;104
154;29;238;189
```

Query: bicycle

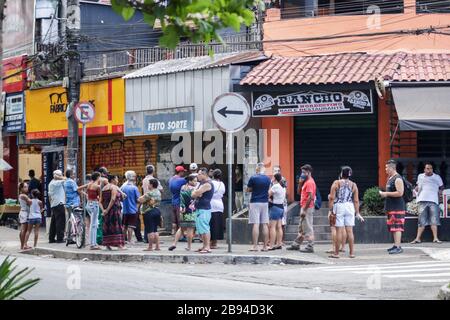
66;206;86;249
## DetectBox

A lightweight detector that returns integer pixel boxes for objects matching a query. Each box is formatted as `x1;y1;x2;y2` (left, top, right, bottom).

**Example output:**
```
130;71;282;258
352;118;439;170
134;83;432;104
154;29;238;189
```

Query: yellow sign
26;78;125;139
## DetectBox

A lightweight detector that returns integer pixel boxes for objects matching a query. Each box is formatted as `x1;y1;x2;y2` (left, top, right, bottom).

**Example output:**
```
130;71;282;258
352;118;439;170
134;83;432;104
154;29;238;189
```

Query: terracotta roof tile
241;52;450;86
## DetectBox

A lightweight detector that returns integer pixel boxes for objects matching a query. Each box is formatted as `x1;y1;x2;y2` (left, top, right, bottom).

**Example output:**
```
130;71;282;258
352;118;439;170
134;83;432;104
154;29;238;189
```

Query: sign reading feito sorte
252;90;373;117
74;102;95;124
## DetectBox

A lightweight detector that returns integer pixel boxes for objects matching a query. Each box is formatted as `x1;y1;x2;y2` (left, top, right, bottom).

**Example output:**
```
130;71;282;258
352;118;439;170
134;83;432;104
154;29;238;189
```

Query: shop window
281;0;403;19
417;0;450;13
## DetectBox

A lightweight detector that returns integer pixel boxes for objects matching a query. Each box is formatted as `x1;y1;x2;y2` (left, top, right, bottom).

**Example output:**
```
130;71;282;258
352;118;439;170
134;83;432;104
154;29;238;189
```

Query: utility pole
64;0;81;176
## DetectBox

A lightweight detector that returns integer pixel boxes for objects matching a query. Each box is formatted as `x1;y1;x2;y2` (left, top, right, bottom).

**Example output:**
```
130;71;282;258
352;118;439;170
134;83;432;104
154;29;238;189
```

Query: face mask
300;174;307;180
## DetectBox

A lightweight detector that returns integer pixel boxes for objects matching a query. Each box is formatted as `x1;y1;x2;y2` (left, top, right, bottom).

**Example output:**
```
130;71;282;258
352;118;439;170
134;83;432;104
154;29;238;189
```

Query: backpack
402;177;414;203
314;187;322;210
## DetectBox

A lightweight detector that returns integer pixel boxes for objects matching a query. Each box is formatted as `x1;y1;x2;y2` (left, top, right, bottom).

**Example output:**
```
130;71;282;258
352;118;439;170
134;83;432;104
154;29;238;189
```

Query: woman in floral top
168;174;198;251
138;179;162;251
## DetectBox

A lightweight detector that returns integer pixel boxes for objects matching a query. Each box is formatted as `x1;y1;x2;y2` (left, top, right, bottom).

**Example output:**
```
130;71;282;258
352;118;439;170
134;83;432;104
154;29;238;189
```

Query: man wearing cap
48;170;66;243
190;163;199;176
169;166;187;235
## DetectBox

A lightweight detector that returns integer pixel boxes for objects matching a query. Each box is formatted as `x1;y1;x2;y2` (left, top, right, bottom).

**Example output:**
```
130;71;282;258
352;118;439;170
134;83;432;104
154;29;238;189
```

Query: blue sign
4;93;25;133
125;108;194;136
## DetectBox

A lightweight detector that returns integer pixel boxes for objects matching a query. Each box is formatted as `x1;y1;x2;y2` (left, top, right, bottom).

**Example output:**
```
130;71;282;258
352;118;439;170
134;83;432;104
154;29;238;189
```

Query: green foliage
110;0;264;49
362;187;385;216
0;256;40;300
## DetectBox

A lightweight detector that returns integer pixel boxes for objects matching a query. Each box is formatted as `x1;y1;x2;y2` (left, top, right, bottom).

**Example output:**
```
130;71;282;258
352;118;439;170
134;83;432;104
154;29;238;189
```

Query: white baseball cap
53;170;63;177
189;163;198;171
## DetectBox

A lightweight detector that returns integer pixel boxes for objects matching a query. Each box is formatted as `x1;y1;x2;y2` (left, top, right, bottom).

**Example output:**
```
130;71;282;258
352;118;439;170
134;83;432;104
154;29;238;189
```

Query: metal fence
81;31;263;77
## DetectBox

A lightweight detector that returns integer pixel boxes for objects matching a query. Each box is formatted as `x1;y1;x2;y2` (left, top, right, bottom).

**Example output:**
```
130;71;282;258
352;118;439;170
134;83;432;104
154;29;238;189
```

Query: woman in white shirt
210;169;226;249
268;173;286;250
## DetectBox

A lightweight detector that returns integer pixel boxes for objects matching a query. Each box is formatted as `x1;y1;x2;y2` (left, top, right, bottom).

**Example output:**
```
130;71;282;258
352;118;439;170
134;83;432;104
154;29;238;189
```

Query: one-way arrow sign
218;106;244;118
212;93;250;133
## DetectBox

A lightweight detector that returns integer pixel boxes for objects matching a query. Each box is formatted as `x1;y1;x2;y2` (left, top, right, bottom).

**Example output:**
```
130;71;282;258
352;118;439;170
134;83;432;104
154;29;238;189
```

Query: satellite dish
375;76;386;99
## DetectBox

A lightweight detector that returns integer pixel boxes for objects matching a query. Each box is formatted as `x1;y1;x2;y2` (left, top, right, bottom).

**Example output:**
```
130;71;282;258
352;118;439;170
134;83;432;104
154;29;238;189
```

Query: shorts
28;218;42;225
418;202;441;227
387;210;405;232
19;211;29;224
195;209;211;235
144;208;161;234
123;214;138;229
298;208;314;237
172;206;181;227
334;202;356;227
269;205;284;221
249;203;269;224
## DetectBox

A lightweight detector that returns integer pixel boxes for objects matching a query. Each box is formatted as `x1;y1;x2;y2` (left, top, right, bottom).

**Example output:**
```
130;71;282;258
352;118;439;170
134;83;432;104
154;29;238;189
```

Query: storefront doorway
294;114;378;200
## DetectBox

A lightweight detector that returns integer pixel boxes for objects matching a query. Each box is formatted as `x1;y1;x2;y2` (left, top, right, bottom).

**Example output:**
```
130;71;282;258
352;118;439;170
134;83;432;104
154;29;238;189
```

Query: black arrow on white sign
218;106;244;118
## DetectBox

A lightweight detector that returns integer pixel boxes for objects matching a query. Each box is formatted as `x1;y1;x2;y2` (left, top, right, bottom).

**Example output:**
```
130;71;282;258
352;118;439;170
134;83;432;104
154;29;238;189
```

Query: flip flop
410;240;422;244
433;240;442;243
185;248;191;251
349;255;356;259
325;250;335;254
248;248;259;252
168;245;176;251
199;249;211;254
328;254;340;259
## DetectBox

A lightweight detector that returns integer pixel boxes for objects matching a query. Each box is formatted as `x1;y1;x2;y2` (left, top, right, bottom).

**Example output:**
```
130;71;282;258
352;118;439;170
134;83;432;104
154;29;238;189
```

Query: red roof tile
240;52;450;86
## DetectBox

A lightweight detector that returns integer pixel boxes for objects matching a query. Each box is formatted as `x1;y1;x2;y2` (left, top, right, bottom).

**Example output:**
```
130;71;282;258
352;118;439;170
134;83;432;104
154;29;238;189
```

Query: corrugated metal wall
125;67;230;130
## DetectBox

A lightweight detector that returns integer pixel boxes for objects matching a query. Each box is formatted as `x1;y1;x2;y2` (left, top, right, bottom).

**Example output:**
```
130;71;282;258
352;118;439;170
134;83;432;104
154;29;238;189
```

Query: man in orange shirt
287;164;316;253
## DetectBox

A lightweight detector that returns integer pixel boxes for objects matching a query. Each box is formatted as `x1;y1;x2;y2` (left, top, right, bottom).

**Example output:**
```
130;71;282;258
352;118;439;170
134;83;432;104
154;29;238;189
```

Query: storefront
1;55;28;199
25;77;128;214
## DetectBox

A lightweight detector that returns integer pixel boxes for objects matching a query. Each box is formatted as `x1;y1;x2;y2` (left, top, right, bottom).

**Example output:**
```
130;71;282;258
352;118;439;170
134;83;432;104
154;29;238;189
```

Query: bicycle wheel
66;220;72;247
75;218;85;249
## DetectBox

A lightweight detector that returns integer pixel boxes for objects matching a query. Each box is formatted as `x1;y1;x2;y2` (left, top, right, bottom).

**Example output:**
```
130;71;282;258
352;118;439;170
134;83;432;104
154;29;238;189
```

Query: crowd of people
15;158;445;256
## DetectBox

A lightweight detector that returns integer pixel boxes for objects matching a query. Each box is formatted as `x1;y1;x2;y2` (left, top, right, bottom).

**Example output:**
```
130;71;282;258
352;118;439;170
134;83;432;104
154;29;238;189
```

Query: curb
438;284;450;300
21;247;323;265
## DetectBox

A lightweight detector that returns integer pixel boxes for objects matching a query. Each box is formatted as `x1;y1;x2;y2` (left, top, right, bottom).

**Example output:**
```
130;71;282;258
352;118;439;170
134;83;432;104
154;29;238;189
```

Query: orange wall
264;2;450;56
262;117;295;202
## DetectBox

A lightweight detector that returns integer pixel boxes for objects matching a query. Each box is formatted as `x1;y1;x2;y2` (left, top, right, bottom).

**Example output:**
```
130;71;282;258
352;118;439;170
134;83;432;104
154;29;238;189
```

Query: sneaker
387;245;396;252
300;247;314;253
388;246;403;254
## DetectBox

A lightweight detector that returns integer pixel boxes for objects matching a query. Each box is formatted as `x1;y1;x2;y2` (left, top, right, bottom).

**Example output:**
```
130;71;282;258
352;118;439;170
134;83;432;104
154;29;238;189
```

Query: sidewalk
2;226;450;265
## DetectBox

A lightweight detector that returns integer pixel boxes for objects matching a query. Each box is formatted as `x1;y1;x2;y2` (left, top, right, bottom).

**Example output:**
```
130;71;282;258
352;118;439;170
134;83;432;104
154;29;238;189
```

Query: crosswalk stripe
316;260;450;270
319;263;450;272
383;273;450;278
413;279;450;283
353;267;450;274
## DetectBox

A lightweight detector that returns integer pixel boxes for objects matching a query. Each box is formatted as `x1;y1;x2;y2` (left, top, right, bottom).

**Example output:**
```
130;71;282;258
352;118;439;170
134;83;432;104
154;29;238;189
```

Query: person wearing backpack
379;160;406;255
410;163;444;244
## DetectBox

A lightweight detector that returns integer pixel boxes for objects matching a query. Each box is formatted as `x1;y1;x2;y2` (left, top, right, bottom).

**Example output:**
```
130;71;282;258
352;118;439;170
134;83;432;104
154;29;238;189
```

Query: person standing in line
28;170;42;196
246;162;271;252
18;183;31;250
48;170;66;243
210;169;226;249
86;172;101;250
141;164;163;242
96;167;110;245
169;166;187;235
24;189;43;249
328;166;364;259
189;163;199;177
100;175;126;250
287;164;316;253
192;167;215;253
268;173;286;250
272;166;288;245
234;168;244;212
411;162;444;244
169;175;198;251
121;171;141;245
379;160;406;255
139;179;162;251
64;169;86;240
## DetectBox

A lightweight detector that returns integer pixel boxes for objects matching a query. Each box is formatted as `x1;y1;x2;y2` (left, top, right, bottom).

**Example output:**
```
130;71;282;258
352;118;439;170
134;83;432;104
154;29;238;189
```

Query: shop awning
391;86;450;131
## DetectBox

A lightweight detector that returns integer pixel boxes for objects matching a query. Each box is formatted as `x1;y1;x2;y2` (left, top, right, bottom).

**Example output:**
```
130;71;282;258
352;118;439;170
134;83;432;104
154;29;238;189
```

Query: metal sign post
212;93;250;253
74;101;95;247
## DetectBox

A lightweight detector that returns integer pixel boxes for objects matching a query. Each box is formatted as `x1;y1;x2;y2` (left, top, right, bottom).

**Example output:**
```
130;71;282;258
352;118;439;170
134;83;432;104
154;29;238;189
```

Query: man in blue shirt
169;165;187;235
121;171;141;245
64;169;86;241
246;162;271;252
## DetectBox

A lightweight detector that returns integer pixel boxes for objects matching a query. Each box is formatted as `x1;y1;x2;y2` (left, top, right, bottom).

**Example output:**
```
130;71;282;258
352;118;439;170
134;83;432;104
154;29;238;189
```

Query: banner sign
252;90;373;117
125;107;194;136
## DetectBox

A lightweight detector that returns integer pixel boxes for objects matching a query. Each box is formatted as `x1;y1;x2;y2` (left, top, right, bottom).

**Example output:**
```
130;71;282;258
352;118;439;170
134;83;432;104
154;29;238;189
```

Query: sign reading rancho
252;90;373;117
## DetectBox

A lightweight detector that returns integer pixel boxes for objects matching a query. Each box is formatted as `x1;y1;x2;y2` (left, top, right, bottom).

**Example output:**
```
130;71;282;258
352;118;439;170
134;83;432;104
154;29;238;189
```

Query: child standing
24;189;43;248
